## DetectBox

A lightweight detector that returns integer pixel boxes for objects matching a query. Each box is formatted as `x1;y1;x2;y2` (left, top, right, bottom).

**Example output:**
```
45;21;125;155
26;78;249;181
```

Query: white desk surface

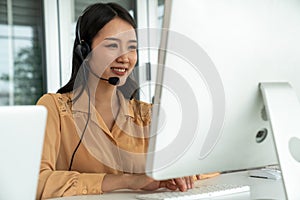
48;171;286;200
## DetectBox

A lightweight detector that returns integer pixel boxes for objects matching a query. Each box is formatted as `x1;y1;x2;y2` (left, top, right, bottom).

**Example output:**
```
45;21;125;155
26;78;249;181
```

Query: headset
68;15;119;171
75;15;91;62
68;15;92;171
74;15;120;85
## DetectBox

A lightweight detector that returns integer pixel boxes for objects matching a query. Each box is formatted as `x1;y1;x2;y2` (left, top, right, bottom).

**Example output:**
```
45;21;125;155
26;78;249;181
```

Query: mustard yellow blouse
36;90;151;199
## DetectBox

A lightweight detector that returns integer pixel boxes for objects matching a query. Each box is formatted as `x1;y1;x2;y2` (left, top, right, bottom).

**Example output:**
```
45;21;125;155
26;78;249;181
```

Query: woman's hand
126;174;159;190
127;175;196;192
159;176;195;192
102;173;219;193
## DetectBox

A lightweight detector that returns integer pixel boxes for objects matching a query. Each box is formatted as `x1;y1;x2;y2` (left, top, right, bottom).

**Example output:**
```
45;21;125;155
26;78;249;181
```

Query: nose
116;53;129;63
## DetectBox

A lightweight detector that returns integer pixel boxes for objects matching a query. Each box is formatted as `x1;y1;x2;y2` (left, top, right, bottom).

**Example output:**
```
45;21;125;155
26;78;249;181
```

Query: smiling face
89;17;137;86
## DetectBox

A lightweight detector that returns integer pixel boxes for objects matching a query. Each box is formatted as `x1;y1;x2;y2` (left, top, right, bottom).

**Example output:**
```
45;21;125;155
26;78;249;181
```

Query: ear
75;41;91;61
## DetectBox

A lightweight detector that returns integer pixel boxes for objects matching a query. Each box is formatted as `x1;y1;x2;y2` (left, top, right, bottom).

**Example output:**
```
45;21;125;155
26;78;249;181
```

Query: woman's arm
36;94;105;199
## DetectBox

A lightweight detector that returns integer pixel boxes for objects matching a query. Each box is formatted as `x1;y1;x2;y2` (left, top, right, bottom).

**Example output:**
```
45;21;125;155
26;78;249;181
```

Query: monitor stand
260;82;300;200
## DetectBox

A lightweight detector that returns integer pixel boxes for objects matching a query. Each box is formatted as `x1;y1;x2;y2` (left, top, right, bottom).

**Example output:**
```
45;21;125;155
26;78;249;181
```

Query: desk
48;171;286;200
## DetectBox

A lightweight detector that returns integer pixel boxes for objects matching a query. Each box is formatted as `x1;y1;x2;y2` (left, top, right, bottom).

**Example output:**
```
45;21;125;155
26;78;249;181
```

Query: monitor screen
146;0;300;181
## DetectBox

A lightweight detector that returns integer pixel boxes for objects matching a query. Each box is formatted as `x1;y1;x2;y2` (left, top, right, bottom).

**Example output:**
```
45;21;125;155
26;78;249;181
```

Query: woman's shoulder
37;93;72;105
130;99;152;110
36;93;73;115
129;99;152;121
132;99;152;106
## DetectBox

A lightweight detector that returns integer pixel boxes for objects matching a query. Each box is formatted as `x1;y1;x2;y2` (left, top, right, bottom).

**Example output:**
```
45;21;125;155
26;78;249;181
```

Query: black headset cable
68;62;91;171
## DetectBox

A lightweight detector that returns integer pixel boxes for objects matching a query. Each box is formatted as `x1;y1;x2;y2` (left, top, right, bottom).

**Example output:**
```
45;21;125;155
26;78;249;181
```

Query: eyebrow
105;37;137;43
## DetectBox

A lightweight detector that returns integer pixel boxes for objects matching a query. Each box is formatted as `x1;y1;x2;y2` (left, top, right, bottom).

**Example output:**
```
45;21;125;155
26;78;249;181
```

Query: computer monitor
145;0;300;199
0;105;47;200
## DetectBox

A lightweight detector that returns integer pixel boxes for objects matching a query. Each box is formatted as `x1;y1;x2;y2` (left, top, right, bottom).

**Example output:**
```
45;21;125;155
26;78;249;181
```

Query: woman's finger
173;177;187;192
184;176;191;189
159;180;177;191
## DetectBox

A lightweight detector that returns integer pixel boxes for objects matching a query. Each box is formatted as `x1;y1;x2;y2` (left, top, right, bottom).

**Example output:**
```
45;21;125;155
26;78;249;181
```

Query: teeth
112;68;126;72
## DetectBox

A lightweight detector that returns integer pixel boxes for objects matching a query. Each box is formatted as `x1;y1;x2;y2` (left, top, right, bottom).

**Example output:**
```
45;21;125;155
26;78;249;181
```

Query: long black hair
57;2;138;100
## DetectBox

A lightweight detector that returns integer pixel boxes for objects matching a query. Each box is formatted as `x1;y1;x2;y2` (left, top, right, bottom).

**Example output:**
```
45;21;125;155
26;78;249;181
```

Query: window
0;0;46;105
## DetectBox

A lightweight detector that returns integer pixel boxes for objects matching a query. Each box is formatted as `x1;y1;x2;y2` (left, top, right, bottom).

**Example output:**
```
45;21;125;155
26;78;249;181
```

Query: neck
95;83;118;106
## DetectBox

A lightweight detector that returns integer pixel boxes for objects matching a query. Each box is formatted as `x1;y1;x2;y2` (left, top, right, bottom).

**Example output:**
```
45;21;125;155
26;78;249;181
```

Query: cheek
129;53;138;68
93;49;117;63
90;48;118;72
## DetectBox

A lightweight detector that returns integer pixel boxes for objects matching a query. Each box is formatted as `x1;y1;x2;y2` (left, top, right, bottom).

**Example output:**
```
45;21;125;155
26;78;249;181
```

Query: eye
128;45;137;51
105;43;118;49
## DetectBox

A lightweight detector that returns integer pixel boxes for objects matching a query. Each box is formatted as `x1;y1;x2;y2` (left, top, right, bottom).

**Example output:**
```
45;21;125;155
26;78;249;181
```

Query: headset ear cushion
75;41;91;61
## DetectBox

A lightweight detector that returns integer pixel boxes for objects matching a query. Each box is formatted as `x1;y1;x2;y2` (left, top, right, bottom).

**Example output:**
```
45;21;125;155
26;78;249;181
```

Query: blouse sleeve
36;94;105;199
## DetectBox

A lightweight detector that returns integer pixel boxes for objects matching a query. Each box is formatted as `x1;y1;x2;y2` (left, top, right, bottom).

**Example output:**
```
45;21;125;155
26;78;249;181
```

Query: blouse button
82;189;88;194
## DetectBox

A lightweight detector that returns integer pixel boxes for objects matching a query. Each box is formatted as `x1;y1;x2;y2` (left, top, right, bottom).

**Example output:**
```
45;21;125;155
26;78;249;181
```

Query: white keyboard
136;184;250;200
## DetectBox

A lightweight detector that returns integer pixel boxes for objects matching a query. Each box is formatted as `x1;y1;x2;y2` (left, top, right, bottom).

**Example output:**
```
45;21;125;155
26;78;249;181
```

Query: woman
36;2;197;199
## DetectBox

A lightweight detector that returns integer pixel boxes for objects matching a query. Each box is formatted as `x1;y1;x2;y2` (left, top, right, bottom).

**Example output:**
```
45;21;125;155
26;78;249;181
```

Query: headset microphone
84;64;120;86
100;77;120;85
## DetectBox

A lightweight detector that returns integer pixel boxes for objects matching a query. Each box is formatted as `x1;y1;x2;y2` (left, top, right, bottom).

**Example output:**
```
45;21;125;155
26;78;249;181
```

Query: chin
117;78;127;86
